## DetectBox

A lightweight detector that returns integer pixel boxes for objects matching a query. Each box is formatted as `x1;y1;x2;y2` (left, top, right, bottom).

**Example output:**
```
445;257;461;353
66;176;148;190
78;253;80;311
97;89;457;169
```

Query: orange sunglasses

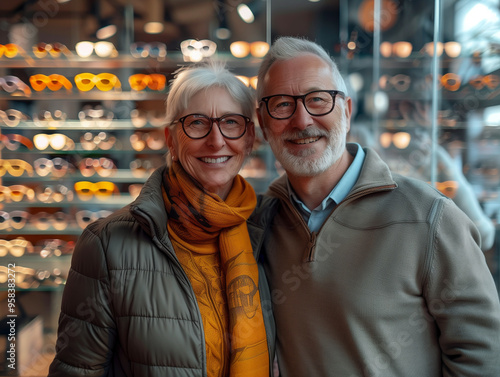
129;74;166;91
30;74;73;92
74;73;121;91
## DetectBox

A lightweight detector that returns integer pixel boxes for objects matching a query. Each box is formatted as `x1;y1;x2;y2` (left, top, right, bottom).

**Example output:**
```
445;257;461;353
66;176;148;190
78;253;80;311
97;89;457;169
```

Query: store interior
0;0;499;375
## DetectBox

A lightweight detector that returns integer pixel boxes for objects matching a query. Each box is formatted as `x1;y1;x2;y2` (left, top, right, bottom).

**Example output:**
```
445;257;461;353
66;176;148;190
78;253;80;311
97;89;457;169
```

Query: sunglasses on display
0;238;34;257
0;185;35;203
80;131;117;151
75;41;118;58
433;181;459;199
379;41;413;58
0;134;34;151
128;183;143;199
74;73;121;91
33;110;67;128
130;109;165;128
236;75;258;90
0;76;32;97
31;211;71;231
180;39;217;62
78;106;114;128
0;109;29;127
0;210;30;231
129;131;165;151
469;74;500;90
379;74;411;92
0;159;34;177
229;41;269;58
33;133;75;151
37;239;75;258
78;157;117;178
74;181;119;201
35;184;74;203
0;43;23;58
34;157;73;178
30;74;73;92
379;131;412;149
129;74;166;91
130;158;154;178
33;42;72;58
75;210;113;229
130;42;167;58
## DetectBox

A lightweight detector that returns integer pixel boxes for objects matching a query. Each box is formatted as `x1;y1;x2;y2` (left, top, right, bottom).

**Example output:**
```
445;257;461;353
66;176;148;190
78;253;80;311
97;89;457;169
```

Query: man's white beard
266;125;347;177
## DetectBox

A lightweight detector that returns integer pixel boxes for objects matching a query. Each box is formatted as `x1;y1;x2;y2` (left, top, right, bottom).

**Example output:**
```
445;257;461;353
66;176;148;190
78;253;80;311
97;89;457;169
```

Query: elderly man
249;36;500;377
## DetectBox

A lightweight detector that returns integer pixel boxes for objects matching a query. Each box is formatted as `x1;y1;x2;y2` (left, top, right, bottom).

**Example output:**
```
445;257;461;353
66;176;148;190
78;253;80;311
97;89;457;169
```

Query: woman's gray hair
256;36;348;100
165;60;255;128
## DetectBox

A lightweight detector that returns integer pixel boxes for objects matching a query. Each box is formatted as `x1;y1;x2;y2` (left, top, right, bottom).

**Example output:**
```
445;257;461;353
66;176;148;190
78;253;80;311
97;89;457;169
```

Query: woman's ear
164;126;176;159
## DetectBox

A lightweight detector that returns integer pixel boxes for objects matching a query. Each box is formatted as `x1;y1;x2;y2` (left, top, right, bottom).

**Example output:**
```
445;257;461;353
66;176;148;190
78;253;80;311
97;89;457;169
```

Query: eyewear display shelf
345;45;500;293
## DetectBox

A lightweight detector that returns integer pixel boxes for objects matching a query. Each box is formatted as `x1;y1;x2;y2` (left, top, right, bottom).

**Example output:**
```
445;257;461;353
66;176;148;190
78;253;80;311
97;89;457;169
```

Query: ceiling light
96;22;116;40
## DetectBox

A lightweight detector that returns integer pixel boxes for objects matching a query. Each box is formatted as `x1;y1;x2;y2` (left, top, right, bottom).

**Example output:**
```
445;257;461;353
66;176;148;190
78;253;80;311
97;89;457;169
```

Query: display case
341;0;499;290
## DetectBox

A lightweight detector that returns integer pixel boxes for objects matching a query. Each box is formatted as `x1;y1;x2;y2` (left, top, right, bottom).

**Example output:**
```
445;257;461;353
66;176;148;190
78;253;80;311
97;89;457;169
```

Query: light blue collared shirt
288;143;365;232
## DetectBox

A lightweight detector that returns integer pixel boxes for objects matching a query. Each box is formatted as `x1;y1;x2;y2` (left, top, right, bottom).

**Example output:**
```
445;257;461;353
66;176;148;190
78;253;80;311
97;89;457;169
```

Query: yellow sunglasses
0;159;34;177
74;73;121;91
74;181;118;201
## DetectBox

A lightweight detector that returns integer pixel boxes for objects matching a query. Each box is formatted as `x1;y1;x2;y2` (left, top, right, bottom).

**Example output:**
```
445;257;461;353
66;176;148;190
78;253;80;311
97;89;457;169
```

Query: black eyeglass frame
173;113;251;140
260;90;346;120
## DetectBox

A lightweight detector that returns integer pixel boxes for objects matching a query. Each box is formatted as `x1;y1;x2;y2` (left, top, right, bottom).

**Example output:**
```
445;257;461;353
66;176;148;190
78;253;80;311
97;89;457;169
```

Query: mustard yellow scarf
162;162;269;377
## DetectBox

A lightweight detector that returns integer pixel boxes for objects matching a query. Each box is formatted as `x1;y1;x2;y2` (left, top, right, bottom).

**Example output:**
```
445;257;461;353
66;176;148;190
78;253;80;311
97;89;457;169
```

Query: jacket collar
129;165;171;244
267;145;397;202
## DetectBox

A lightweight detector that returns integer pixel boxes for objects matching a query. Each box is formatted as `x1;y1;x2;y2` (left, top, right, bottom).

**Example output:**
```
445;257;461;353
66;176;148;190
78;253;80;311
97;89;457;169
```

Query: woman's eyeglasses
173;113;250;140
260;90;346;120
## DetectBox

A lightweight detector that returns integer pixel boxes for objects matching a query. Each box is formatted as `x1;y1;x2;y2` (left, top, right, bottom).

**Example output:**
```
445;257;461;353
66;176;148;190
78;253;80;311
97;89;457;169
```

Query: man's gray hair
256;36;348;100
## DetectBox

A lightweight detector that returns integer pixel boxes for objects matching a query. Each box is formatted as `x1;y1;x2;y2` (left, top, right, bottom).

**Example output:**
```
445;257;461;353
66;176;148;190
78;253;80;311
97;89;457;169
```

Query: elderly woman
48;63;273;377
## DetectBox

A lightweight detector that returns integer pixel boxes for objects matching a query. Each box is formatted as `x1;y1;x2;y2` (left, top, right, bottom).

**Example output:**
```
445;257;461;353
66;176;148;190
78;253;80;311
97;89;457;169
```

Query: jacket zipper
132;205;209;377
275;184;397;263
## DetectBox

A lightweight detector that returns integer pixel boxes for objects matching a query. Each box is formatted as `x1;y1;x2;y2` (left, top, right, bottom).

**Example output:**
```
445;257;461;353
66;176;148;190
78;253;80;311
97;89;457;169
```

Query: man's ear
344;97;353;133
256;107;268;141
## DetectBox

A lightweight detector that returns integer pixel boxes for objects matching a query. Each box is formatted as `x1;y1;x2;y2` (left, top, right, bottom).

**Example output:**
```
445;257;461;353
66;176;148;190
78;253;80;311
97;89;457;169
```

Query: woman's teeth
201;156;230;164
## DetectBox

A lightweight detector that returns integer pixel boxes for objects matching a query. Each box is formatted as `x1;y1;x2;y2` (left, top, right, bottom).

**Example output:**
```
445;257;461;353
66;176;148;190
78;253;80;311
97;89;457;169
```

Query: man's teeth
293;137;320;145
201;156;230;164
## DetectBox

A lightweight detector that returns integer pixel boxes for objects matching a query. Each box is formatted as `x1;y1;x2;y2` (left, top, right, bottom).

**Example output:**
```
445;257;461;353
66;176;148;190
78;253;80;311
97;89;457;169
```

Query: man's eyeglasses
260;90;345;120
174;113;250;140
